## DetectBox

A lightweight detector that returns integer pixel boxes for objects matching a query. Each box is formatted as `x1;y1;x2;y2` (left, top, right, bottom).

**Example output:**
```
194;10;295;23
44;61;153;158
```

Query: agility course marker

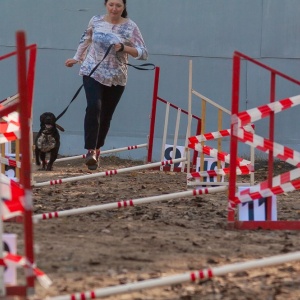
229;51;300;229
147;66;201;173
33;185;227;222
33;158;187;187
0;31;38;297
187;60;255;186
55;143;148;163
47;251;300;300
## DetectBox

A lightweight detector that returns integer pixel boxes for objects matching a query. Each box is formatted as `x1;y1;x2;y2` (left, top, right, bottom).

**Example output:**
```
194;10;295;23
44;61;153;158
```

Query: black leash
56;44;155;121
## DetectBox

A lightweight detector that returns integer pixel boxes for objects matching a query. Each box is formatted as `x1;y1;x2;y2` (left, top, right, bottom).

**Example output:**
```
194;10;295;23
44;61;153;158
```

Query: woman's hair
104;0;128;18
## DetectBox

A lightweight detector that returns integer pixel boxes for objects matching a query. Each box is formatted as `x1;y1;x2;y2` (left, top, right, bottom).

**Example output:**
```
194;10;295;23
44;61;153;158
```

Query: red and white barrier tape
188;143;251;166
0;107;20;143
0;252;52;288
234;178;300;203
236;127;300;166
188;165;253;179
189;124;254;143
0;156;21;168
0;174;24;220
232;95;300;127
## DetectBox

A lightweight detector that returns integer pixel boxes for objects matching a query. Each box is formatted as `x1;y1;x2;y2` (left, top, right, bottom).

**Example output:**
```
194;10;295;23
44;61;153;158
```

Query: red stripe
205;133;214;140
238;111;251;125
55;212;59;218
117;202;122;208
272;185;284;195
208;269;213;278
190;272;196;282
258;104;272;119
292;179;300;189
199;270;205;279
42;214;46;220
71;295;76;300
283;147;293;159
280;98;293;110
123;201;127;207
91;291;96;299
130;200;134;206
280;172;291;185
81;293;86;300
250;192;262;200
188;136;198;143
220;129;230;136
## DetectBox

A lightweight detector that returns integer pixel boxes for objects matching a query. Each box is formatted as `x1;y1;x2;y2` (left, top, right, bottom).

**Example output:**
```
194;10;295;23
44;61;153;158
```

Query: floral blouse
73;15;148;86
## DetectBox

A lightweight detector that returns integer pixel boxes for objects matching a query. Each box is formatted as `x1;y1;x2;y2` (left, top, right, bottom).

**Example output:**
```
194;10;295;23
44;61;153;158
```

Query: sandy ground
4;156;300;300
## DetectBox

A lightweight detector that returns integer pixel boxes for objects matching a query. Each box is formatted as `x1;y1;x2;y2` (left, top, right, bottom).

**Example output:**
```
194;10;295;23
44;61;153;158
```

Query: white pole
46;251;300;300
33;158;187;187
55;144;148;163
33;186;227;222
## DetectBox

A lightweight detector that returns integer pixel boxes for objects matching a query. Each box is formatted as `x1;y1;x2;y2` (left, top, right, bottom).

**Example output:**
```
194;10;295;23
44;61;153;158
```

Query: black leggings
83;76;125;150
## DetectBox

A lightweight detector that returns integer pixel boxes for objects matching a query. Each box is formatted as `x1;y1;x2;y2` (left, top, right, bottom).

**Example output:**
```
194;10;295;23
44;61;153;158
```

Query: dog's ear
56;123;65;132
40;113;45;122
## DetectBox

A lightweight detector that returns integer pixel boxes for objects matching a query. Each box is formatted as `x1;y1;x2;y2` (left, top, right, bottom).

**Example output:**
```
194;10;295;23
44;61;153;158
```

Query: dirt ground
5;155;300;300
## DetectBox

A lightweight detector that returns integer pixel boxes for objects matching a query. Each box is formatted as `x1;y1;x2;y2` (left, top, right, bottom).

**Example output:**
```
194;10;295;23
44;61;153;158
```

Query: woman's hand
114;43;125;52
65;58;79;67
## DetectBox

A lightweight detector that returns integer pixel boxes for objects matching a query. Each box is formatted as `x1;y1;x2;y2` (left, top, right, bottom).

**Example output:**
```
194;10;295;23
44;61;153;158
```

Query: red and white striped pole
47;251;300;300
33;186;227;222
33;158;187;187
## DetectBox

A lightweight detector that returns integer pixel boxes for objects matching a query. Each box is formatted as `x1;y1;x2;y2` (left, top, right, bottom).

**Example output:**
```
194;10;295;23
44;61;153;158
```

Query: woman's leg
83;76;103;150
96;85;125;149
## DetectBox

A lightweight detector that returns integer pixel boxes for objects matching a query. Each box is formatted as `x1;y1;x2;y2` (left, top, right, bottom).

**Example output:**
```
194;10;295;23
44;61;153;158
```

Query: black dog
35;112;64;171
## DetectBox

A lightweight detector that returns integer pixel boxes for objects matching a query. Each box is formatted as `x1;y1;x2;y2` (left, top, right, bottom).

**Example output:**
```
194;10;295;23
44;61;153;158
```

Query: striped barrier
33;186;227;222
0;105;20;143
187;165;253;179
55;143;148;163
188;143;251;166
234;178;300;203
237;127;300;166
33;158;187;187
233;95;300;127
1;251;51;289
46;251;300;300
238;168;300;196
0;156;21;168
188;124;254;144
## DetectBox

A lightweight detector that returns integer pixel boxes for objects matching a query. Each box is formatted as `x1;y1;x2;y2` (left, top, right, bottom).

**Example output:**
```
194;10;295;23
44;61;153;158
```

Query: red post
228;53;241;224
147;67;160;163
267;72;276;220
16;31;35;295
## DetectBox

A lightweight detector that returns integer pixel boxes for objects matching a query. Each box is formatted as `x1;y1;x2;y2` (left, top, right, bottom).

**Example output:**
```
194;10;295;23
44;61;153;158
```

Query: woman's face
105;0;125;18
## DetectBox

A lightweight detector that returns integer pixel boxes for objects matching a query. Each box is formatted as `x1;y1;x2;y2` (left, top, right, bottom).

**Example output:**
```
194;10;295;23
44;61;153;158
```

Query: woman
65;0;148;170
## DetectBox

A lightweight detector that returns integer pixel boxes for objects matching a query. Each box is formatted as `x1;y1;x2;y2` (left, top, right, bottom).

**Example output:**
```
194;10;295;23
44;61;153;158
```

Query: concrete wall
1;0;300;160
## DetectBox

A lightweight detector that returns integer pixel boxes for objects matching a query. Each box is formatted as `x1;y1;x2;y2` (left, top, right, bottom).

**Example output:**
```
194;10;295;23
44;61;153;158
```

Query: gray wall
1;0;300;160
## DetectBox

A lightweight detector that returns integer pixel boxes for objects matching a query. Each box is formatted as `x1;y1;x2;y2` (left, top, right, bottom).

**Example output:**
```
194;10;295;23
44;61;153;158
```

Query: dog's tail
56;124;65;132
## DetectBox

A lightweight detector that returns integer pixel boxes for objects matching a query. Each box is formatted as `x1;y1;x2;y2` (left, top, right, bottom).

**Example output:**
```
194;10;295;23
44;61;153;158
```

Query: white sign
164;144;185;168
196;157;225;183
238;187;277;221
